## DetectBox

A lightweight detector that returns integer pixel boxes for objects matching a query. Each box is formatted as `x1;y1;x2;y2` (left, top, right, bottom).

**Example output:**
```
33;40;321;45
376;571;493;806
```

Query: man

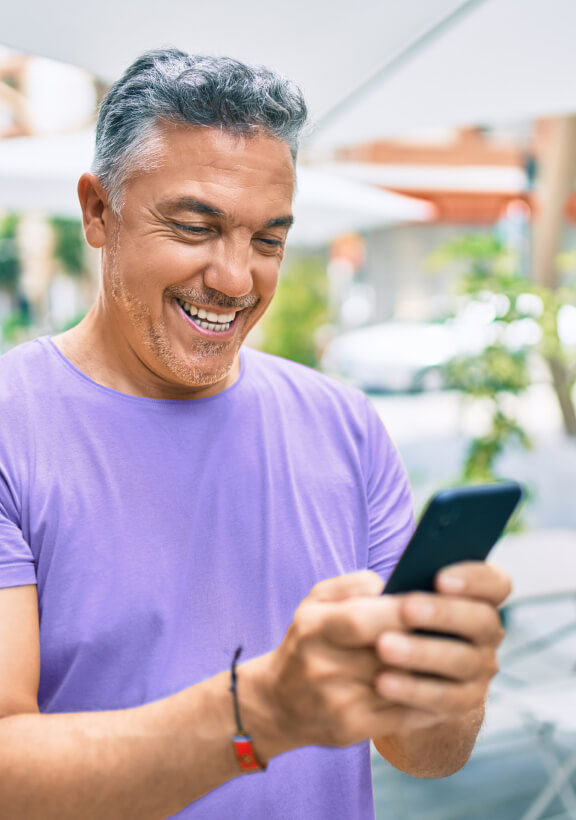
0;49;509;819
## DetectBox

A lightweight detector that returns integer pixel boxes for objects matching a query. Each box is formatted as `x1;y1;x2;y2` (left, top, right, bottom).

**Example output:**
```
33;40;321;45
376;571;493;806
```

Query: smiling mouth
176;298;238;332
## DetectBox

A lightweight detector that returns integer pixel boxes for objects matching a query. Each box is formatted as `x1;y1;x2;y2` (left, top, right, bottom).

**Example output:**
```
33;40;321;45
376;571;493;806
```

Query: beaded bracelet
230;646;266;773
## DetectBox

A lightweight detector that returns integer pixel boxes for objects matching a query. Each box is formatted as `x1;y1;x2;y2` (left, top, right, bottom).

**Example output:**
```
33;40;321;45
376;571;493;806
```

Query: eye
173;223;212;236
254;236;285;253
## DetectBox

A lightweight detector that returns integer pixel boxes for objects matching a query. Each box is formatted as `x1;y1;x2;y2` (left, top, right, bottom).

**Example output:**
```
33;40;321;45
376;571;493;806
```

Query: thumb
308;570;384;602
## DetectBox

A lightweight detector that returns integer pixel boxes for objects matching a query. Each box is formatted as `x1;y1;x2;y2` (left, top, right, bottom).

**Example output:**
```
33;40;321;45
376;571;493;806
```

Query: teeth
196;319;231;332
176;299;233;331
177;299;235;324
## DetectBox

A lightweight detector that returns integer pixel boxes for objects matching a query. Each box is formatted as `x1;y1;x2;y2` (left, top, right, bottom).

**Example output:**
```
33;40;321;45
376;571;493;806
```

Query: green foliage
1;309;30;344
446;346;531;396
0;214;21;288
259;256;329;368
428;233;517;279
430;234;547;486
50;217;85;276
461;410;532;485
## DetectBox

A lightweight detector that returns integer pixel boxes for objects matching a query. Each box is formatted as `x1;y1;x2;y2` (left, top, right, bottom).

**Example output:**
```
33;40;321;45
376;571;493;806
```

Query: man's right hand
241;571;433;759
242;561;508;767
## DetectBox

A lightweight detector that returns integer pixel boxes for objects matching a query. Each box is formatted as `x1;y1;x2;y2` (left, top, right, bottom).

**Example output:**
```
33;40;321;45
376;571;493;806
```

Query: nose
203;235;254;298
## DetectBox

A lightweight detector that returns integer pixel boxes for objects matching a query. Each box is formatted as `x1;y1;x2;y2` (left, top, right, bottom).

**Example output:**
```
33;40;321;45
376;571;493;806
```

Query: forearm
373;704;484;778
0;658;273;820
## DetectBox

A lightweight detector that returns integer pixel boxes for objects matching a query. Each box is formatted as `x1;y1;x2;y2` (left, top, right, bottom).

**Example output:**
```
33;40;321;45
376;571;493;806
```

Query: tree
0;213;20;288
259;256;329;368
429;233;576;483
50;217;86;276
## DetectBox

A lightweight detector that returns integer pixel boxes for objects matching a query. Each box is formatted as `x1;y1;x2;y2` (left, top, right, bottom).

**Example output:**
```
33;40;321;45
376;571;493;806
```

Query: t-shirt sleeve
0;470;37;588
362;396;415;583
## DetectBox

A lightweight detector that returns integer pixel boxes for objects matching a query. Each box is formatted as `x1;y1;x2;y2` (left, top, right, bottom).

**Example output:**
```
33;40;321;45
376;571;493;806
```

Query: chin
171;356;235;389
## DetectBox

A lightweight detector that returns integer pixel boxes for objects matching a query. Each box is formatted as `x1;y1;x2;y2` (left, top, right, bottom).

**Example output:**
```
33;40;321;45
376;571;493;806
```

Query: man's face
95;125;295;398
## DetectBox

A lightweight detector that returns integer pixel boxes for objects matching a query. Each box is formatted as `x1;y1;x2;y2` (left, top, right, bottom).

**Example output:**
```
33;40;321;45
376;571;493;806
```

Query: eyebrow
265;215;294;229
161;196;225;219
160;196;294;230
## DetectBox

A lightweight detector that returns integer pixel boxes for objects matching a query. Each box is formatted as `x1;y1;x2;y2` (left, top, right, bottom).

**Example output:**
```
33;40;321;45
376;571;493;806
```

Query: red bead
233;734;266;772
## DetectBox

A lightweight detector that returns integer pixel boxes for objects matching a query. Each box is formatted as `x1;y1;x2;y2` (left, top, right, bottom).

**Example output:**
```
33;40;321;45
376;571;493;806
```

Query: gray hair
92;48;309;213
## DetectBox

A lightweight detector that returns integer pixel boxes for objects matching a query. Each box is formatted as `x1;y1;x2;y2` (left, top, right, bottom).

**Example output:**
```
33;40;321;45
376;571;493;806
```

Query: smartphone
383;481;523;596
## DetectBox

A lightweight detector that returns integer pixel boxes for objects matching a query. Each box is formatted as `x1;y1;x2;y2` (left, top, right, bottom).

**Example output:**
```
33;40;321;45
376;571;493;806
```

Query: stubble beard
108;255;241;390
148;314;239;388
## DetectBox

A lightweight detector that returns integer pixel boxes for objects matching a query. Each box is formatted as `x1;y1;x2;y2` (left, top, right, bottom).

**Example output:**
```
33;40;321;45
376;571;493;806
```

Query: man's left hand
375;562;511;725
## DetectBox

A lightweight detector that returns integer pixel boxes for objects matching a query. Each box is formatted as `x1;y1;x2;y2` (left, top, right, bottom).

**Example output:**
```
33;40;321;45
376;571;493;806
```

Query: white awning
0;131;434;245
4;2;575;152
2;0;472;123
311;162;529;192
311;0;576;148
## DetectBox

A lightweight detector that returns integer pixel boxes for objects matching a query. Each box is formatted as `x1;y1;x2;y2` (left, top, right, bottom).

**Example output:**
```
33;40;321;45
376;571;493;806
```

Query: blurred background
3;1;576;817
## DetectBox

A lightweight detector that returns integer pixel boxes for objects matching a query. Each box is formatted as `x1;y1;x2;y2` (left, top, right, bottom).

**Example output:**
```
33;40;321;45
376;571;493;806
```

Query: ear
77;173;112;249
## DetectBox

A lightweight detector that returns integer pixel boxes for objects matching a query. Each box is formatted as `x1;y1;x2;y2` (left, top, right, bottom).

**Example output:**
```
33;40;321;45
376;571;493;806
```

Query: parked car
320;314;542;393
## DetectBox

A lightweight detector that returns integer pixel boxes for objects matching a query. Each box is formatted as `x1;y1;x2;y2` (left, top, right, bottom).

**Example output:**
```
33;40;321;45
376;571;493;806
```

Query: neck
51;300;241;400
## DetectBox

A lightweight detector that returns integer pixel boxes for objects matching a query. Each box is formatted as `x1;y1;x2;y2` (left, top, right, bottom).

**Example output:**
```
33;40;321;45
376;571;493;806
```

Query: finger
368;703;444;735
375;670;486;715
346;688;446;737
376;631;497;682
320;596;406;647
338;700;444;744
436;562;512;607
399;594;505;647
311;645;385;684
309;571;384;602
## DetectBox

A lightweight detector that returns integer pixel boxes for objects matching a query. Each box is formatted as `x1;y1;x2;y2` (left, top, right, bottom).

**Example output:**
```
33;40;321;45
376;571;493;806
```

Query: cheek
118;241;192;294
255;260;282;301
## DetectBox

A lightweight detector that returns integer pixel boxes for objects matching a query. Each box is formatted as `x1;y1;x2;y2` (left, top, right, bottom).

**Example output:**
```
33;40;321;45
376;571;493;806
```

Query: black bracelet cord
229;644;267;772
230;645;245;734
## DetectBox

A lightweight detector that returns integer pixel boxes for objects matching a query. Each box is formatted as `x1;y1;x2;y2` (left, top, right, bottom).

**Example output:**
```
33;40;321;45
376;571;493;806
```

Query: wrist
234;653;297;764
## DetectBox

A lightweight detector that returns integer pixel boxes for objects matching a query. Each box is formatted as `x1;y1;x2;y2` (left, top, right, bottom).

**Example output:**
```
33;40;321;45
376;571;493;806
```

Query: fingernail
439;573;466;592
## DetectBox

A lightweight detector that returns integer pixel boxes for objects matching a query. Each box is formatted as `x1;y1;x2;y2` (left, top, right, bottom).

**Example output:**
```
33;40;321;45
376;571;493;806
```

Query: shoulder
0;336;52;370
0;337;51;393
242;347;386;449
0;337;56;428
0;338;55;489
0;336;55;387
243;347;368;411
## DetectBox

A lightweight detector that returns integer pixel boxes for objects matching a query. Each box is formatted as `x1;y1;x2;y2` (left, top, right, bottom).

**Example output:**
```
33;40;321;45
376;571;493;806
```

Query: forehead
123;124;296;219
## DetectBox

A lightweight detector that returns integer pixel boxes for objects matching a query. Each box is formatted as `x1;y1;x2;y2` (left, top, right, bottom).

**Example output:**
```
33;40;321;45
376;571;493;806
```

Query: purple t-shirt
0;336;414;819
